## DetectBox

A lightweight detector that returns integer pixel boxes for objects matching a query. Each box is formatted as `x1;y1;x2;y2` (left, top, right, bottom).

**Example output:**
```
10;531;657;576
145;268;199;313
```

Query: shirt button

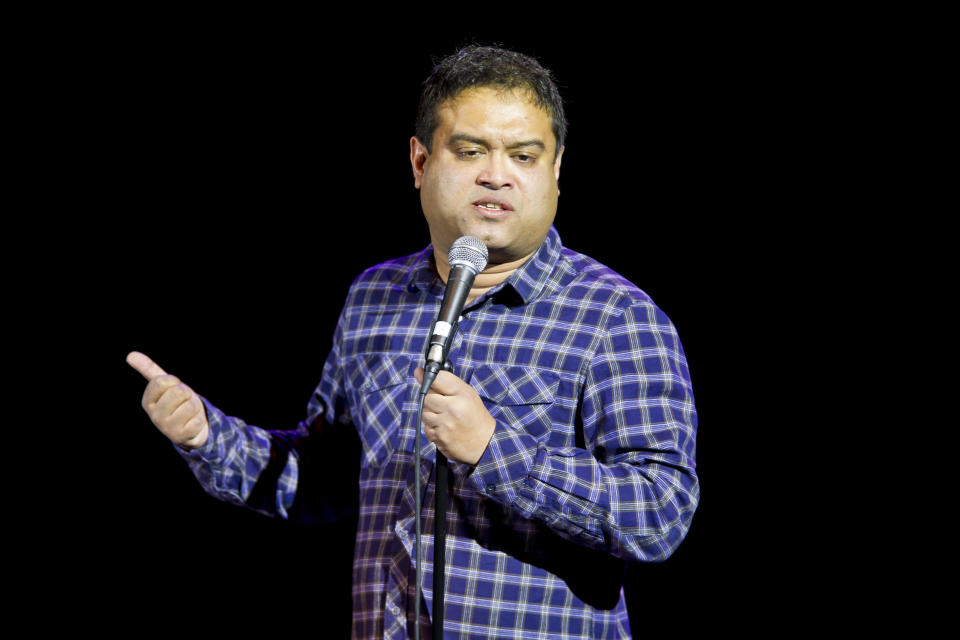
388;603;400;615
486;484;496;493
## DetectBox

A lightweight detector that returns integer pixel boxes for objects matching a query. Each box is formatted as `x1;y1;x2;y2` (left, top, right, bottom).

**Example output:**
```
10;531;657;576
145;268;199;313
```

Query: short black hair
415;45;567;158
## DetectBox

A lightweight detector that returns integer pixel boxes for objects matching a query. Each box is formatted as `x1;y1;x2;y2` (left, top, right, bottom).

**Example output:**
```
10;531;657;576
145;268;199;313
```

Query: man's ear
410;136;430;189
553;145;565;182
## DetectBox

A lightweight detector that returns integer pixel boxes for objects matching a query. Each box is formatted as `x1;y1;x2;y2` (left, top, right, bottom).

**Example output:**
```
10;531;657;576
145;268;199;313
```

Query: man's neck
434;249;535;304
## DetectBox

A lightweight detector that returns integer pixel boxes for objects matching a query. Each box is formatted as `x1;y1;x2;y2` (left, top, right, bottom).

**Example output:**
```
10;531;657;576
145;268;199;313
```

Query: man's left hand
414;367;496;465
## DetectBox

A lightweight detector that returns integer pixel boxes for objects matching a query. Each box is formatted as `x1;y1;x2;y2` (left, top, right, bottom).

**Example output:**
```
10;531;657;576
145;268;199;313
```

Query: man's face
411;86;564;265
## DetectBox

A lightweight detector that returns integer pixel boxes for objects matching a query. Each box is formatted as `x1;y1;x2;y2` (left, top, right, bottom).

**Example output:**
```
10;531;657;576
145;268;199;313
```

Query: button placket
383;574;404;639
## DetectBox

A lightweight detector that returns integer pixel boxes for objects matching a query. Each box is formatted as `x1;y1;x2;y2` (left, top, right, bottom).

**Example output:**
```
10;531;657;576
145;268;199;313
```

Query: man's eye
457;150;482;159
514;154;535;163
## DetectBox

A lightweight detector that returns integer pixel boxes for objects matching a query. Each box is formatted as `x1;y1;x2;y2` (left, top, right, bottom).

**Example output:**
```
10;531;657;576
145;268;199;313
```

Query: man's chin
445;225;539;265
468;233;510;259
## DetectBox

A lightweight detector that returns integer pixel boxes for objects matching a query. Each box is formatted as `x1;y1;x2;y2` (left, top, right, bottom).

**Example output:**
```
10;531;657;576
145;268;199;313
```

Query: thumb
126;351;168;381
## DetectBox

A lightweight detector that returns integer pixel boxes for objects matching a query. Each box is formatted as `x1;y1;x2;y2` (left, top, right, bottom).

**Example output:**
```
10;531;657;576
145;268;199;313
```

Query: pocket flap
355;354;412;393
469;365;558;406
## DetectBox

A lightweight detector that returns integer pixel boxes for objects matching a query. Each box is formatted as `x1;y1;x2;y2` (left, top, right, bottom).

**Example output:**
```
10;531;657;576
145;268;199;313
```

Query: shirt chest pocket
469;365;560;441
347;354;413;467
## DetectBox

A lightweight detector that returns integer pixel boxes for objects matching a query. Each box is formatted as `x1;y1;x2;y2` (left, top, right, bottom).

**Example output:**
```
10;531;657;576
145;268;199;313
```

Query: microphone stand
432;364;452;640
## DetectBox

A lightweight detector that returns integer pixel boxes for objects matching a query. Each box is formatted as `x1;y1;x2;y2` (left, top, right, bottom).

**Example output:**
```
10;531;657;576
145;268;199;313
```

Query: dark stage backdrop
57;19;816;635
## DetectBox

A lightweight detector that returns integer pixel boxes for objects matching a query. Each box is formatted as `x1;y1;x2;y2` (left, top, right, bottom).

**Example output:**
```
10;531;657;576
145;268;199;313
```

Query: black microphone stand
432;364;452;640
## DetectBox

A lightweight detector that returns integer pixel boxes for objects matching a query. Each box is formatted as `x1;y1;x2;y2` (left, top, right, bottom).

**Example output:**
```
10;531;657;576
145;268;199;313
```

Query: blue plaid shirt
182;226;699;639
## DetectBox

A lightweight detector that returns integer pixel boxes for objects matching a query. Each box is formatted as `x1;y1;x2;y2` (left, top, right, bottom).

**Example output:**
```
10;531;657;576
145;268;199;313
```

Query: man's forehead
435;86;555;147
444;84;540;107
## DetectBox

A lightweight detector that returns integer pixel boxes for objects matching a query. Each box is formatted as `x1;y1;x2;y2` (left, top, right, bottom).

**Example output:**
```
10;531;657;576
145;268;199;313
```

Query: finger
181;414;209;448
425;370;466;396
168;394;203;426
127;351;168;381
413;367;424;384
142;374;182;407
423;424;452;458
422;392;449;414
154;382;194;417
421;407;441;427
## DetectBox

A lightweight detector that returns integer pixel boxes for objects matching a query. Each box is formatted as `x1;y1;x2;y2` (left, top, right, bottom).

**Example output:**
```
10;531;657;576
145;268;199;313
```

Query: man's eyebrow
448;133;487;147
447;133;546;151
506;139;546;151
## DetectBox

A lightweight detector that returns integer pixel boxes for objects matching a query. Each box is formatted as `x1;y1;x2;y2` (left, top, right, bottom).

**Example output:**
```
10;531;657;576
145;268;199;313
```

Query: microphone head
448;236;489;274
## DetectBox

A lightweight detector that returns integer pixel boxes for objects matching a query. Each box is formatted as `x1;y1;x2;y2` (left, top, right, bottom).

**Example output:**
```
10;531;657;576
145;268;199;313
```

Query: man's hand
414;367;496;465
127;351;210;450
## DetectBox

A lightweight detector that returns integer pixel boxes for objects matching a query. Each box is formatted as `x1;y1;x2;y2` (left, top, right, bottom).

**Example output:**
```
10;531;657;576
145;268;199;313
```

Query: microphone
420;235;488;393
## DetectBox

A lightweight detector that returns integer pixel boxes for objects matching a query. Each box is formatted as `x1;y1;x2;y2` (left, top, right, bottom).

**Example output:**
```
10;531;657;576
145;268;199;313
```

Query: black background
40;13;854;634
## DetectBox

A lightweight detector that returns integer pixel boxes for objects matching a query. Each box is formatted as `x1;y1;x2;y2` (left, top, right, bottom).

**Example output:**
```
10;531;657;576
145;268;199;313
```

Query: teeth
479;203;503;210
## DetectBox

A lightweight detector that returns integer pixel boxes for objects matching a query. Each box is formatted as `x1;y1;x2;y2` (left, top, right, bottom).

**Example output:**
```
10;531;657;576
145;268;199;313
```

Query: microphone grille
448;236;489;273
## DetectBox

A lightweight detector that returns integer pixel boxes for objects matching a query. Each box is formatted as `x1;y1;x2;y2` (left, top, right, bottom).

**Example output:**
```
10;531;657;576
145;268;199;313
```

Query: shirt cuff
467;417;540;504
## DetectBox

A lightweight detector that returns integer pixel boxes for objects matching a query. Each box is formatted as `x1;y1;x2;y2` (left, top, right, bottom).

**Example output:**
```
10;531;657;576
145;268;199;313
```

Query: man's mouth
473;200;513;213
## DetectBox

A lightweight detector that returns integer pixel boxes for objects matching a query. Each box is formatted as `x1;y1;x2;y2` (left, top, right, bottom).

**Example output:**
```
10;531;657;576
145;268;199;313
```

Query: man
128;45;699;639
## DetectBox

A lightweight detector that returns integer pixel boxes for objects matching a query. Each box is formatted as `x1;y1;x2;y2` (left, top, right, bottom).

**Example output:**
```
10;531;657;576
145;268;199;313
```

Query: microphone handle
425;265;476;368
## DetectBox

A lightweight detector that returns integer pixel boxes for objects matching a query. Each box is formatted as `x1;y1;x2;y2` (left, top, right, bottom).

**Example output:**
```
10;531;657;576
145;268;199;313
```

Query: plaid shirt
182;226;699;639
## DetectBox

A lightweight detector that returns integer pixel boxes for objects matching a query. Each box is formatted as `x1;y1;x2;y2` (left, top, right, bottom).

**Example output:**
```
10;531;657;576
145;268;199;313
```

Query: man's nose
476;153;513;189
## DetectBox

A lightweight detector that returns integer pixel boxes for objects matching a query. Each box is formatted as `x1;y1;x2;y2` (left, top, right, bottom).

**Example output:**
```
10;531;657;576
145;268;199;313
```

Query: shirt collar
404;244;440;294
500;225;563;304
404;225;563;305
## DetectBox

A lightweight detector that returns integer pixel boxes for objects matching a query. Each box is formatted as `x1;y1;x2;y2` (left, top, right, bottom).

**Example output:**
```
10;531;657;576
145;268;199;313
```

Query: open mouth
473;200;512;214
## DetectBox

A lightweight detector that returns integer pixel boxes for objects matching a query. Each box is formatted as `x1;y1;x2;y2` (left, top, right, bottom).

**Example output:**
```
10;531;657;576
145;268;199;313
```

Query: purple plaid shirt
182;226;699;639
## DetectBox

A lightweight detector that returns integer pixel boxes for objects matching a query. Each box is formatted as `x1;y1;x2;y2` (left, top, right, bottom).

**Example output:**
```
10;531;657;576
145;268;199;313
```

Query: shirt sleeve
176;310;355;522
467;301;699;563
